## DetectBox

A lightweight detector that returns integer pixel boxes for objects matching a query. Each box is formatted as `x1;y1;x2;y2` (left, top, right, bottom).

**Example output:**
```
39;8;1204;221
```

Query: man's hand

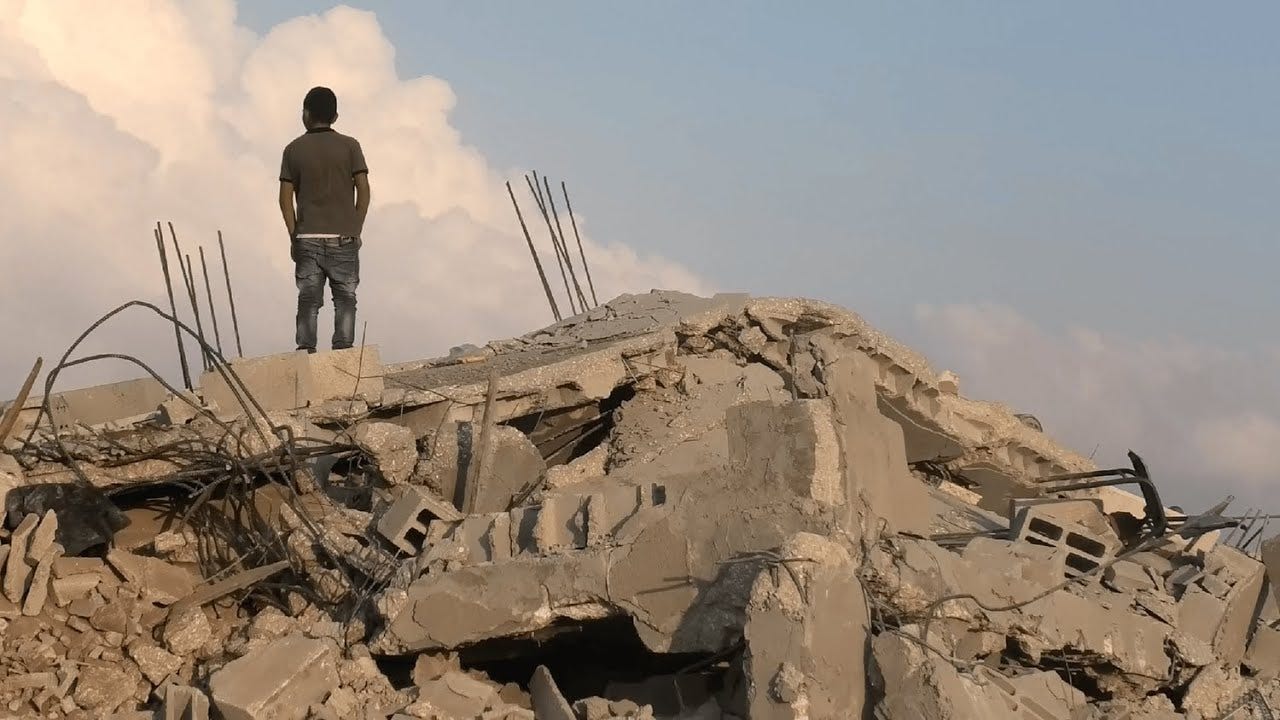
290;237;299;263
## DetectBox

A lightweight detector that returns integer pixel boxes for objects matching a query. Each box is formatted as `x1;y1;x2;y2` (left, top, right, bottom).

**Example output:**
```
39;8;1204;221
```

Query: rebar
526;174;576;316
561;180;598;306
155;223;192;389
217;231;244;357
167;222;209;370
183;253;211;371
199;247;224;355
507;181;561;322
544;175;589;310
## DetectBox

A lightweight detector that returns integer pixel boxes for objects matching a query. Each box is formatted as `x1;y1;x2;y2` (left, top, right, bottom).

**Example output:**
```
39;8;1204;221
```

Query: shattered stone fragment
209;635;339;720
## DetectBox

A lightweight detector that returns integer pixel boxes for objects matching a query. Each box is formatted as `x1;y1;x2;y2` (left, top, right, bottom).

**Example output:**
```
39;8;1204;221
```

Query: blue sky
239;1;1278;354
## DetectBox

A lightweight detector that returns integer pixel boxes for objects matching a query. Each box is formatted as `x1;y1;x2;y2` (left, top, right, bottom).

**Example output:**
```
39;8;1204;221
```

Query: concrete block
964;463;1040;515
529;666;575;720
50;573;102;607
1011;504;1119;579
727;400;844;507
3;513;38;602
509;505;539;556
377;485;462;556
157;391;203;427
464;425;547;514
1105;560;1158;594
489;512;513;562
1008;497;1113;539
106;549;196;605
27;509;59;564
827;392;932;536
534;494;588;554
52;556;107;579
409;672;498;719
962;537;1067;590
164;684;210;720
42;376;171;430
585;493;609;547
1215;555;1266;665
199;351;312;416
1245;623;1280;676
1178;586;1227;648
741;532;868;720
306;346;384;403
22;541;61;616
452;515;500;564
209;636;339;720
352;421;418;485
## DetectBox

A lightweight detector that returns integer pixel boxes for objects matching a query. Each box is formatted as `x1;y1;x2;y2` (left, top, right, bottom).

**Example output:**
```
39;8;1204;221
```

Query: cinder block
377;486;463;556
1011;504;1119;579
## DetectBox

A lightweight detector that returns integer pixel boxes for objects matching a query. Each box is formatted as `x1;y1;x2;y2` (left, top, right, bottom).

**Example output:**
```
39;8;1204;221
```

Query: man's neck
305;124;333;134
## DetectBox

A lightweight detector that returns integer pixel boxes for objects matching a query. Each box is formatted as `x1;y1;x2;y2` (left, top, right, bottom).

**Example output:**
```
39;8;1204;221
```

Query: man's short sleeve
350;139;368;177
279;145;294;183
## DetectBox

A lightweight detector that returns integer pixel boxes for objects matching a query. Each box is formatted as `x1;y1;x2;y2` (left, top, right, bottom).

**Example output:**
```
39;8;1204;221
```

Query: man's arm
354;173;370;237
279;181;296;238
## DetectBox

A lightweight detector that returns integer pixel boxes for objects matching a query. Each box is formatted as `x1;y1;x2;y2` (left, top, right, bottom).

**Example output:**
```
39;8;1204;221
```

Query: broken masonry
0;290;1276;719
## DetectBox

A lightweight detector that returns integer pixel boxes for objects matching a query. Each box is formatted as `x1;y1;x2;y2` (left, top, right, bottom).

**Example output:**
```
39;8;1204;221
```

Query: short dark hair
303;86;338;124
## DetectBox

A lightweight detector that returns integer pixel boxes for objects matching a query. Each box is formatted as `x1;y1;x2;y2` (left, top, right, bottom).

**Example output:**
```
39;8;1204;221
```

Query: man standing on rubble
278;86;371;353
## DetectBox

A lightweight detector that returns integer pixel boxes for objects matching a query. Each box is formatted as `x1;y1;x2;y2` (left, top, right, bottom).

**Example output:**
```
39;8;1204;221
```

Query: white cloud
915;302;1280;511
0;1;705;393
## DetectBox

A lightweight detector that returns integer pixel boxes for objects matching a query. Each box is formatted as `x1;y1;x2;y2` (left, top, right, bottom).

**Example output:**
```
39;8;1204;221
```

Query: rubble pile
1;290;1277;719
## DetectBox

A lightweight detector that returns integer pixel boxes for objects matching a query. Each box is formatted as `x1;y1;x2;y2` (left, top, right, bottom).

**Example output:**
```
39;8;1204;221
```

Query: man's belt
295;235;359;246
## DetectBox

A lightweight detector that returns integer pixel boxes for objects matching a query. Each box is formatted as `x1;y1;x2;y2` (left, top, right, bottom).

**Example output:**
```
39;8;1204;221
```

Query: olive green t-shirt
279;127;368;238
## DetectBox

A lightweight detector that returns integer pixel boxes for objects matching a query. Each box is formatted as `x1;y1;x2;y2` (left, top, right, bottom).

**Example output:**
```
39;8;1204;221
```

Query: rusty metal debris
0;290;1277;719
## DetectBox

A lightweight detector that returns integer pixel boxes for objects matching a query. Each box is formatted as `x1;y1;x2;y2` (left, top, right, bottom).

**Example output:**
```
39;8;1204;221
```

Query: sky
2;1;1277;511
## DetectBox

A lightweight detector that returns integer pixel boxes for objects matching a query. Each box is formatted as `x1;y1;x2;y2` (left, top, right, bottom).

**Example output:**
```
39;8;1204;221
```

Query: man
278;86;371;353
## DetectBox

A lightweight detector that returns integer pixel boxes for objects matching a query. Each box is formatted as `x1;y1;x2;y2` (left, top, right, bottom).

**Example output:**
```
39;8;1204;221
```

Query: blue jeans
294;237;360;352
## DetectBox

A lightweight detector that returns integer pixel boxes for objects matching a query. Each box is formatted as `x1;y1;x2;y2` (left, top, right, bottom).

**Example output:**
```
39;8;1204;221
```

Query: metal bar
0;357;42;446
526;174;576;316
507;181;561;322
544;175;589;310
217;231;244;357
183;252;210;372
199;247;224;355
155;224;192;389
530;171;575;314
561;181;598;306
167;223;209;370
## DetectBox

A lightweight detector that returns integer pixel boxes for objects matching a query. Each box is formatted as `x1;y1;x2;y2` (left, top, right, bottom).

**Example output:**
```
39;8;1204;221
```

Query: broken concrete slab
351;421;418;485
106;549;196;605
464;425;546;514
209;635;339;720
737;533;869;720
307;346;385;404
